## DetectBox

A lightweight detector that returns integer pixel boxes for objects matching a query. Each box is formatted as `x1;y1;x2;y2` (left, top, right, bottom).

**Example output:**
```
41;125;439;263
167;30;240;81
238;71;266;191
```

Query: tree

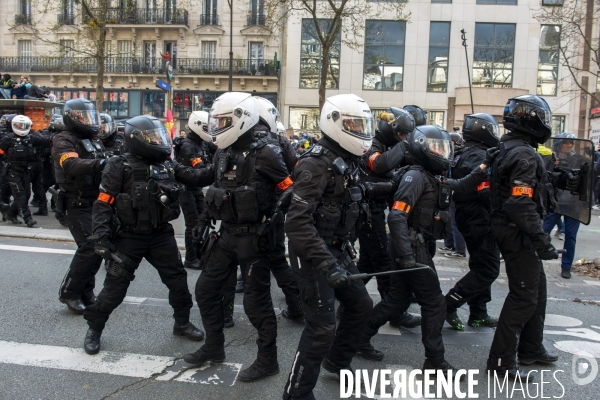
264;0;410;111
534;0;600;106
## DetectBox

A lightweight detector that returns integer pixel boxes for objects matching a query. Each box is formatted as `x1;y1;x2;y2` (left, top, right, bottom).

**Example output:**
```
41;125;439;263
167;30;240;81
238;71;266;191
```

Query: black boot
468;314;498;328
445;310;465;330
173;321;205;341
59;297;86;314
357;342;384;361
518;349;558;365
223;303;235;328
184;259;201;269
84;328;102;355
81;292;97;307
183;345;226;366
322;358;348;378
237;358;280;382
25;217;37;228
6;215;22;224
390;312;422;329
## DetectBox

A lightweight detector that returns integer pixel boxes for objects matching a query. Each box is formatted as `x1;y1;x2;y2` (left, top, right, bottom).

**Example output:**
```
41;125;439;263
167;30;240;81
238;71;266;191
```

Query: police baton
558;249;567;254
349;263;432;281
110;252;124;264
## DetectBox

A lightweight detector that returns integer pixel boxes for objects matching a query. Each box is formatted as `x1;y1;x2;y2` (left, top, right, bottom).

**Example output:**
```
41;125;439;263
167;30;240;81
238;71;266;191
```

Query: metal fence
200;14;219;26
246;13;266;26
15;14;32;25
83;8;188;26
0;57;277;76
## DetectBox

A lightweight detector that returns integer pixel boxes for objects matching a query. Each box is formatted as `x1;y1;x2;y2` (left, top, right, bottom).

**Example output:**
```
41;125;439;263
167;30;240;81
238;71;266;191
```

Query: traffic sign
156;79;170;91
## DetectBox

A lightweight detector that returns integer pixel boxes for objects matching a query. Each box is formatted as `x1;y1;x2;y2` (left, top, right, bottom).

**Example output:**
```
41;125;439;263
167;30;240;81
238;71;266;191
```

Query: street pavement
0;211;600;399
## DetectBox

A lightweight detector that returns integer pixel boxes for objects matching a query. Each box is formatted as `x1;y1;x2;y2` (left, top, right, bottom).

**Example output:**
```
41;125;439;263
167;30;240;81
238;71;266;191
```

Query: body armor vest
304;145;362;246
55;133;107;197
115;154;181;234
490;138;555;218
6;135;37;166
205;139;275;225
451;144;486;203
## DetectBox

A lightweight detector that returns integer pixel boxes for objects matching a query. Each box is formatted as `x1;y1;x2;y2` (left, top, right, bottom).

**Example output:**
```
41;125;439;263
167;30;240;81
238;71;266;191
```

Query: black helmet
98;113;117;141
49;116;66;133
403;105;427;126
63;98;100;139
124;115;172;162
377;108;415;146
407;125;453;175
553;132;577;153
503;95;552;144
0;114;17;133
462;113;500;148
449;132;463;146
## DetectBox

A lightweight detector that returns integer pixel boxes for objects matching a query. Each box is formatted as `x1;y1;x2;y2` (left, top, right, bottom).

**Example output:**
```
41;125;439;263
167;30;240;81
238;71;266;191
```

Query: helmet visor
208;115;233;136
426;138;452;159
68;110;99;126
137;126;172;146
13;121;31;132
506;100;551;128
98;121;116;139
341;114;374;140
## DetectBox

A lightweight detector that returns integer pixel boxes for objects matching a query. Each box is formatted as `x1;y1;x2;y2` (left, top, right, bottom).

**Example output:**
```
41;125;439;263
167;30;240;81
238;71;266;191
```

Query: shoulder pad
250;138;268;149
311;145;323;154
267;143;282;154
502;138;528;150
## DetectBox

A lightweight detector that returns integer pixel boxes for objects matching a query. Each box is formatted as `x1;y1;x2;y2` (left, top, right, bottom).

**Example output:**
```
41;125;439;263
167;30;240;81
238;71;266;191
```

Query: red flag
165;109;175;139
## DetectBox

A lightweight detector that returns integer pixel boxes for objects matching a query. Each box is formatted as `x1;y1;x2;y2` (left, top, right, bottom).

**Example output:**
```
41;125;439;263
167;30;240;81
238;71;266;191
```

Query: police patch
299;170;312;182
518;159;530;169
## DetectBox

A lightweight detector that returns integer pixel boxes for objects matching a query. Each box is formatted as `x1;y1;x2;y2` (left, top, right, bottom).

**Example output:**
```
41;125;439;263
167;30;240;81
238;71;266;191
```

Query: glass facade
289;107;320;133
363;20;406;91
427;22;450;92
300;19;341;89
473;23;516;88
537;25;560;96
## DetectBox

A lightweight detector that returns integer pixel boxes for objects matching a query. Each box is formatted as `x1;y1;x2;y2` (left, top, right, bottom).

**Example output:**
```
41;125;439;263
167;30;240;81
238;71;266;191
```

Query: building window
300;19;341;89
289;107;320;133
537;25;560;96
249;42;264;70
428;111;445;128
60;40;75;58
117;40;133;57
363;20;406;91
552;115;565;135
143;41;157;73
476;0;517;4
142;91;165;118
103;92;129;117
473;23;516;88
202;41;217;70
542;0;563;5
18;40;33;58
432;0;452;3
427;22;450;92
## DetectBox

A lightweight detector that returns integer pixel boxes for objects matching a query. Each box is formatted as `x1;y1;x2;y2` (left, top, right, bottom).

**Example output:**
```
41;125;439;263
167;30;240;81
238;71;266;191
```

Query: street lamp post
228;0;233;92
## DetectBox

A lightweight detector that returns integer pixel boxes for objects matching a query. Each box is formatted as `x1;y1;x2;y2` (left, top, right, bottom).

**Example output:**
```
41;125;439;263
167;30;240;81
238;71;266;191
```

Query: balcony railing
246;13;265;26
15;13;32;25
83;8;188;26
58;13;75;25
0;57;278;77
200;14;219;26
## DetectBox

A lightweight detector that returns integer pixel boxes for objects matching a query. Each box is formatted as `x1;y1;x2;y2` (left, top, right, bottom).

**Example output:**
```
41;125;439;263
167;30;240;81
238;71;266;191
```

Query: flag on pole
165;109;175;140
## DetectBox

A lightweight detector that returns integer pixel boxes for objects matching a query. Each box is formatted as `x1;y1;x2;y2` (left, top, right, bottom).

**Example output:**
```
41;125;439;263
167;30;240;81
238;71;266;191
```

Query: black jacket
362;136;407;182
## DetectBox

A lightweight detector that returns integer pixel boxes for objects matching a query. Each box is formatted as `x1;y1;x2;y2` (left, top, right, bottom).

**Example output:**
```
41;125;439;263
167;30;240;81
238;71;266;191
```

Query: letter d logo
572;351;598;386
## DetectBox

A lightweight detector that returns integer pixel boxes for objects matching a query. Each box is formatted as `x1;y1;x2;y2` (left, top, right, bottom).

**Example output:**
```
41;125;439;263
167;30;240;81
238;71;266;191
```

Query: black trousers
84;224;193;331
59;204;104;300
446;202;500;317
179;187;204;263
488;223;547;370
283;246;372;400
195;229;277;364
5;167;33;220
356;207;392;297
30;161;46;209
361;238;446;364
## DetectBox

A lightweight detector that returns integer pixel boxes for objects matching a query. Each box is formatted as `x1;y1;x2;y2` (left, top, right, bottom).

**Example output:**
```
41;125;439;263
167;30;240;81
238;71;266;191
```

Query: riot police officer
82;115;214;355
282;94;375;400
52;98;107;314
0;114;17;218
183;92;293;383
98;113;126;156
0;115;51;226
177;110;215;270
445;113;501;330
487;95;572;379
357;125;498;374
357;107;421;333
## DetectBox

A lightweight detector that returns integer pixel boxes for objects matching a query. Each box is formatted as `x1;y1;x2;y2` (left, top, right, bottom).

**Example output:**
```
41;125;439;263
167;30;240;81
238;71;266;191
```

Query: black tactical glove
324;263;352;289
484;147;500;166
565;170;581;192
395;255;416;269
94;237;115;259
192;221;207;240
537;243;559;260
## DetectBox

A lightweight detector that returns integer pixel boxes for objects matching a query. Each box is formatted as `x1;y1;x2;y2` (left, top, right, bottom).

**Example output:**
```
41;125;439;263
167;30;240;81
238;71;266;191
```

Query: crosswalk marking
123;296;281;315
0;244;75;255
583;280;600;286
0;340;242;385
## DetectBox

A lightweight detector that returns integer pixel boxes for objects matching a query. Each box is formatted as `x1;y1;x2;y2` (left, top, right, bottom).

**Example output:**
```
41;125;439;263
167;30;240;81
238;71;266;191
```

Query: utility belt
329;238;358;260
121;223;169;235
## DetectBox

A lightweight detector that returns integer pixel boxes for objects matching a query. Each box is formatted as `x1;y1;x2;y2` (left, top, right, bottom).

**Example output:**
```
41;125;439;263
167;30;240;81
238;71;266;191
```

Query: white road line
0;340;173;379
0;244;75;255
583;280;600;286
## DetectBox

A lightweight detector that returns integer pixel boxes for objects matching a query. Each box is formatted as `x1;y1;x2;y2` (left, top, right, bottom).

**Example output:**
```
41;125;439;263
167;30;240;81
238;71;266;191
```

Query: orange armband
392;201;411;213
277;176;294;191
367;152;381;171
191;157;202;167
97;192;115;204
477;181;490;191
511;186;533;197
59;152;79;168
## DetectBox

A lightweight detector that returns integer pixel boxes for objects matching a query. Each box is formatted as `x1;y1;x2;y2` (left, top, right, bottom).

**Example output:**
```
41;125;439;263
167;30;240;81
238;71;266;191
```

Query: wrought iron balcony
246;13;265;26
200;14;219;26
15;13;32;25
83;8;188;26
58;13;76;25
0;57;278;77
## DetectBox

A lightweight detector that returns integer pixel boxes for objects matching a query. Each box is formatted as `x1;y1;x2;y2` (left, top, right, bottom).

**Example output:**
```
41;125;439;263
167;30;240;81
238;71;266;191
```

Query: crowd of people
0;90;594;399
0;73;56;101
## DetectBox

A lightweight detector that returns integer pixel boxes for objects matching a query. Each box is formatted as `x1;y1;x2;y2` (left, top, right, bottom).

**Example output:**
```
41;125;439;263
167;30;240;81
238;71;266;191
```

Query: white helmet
188;110;211;142
253;96;278;134
319;94;374;156
12;115;32;137
276;121;285;135
208;92;259;148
